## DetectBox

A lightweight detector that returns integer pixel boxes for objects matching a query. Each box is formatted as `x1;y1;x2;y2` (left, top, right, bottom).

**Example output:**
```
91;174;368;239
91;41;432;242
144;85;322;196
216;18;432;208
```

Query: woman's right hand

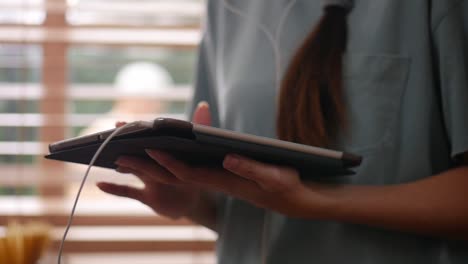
96;102;212;220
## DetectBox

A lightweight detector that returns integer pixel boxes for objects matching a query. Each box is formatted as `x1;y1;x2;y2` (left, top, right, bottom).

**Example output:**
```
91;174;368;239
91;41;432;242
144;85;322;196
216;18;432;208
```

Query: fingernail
145;149;155;155
115;166;125;173
197;101;209;109
145;149;169;162
96;182;107;189
145;149;159;158
223;154;240;170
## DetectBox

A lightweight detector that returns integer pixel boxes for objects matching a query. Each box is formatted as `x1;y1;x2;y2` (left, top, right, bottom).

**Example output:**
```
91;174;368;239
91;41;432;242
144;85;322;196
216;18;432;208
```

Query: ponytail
277;4;351;147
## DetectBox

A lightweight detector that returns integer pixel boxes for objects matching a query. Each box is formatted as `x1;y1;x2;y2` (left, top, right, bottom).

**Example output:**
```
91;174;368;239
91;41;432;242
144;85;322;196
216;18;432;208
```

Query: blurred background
0;0;216;263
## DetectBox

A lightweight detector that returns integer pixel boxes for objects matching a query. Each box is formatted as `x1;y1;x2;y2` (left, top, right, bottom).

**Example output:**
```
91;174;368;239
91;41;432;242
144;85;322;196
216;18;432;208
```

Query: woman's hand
96;102;213;220
145;149;468;241
144;150;333;219
99;108;468;239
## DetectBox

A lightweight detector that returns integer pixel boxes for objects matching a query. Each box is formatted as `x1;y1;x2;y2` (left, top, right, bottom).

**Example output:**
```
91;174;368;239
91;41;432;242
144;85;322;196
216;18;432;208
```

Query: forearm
185;191;218;232
310;166;468;239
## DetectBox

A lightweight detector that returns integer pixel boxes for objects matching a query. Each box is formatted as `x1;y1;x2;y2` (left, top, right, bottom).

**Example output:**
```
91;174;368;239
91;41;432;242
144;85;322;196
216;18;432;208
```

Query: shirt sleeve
186;1;220;128
432;0;468;159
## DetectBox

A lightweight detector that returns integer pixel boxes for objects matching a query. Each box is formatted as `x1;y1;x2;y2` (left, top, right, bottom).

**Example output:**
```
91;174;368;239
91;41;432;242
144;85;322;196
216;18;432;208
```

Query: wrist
296;183;344;220
184;190;204;219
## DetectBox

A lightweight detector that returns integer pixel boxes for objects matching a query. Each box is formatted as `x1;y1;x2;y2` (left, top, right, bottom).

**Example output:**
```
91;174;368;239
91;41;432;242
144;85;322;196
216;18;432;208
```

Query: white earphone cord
222;1;297;263
57;122;137;264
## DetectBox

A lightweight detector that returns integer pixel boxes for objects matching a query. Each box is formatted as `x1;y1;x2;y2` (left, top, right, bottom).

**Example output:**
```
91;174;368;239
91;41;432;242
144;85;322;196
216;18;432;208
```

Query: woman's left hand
144;150;333;219
119;149;468;238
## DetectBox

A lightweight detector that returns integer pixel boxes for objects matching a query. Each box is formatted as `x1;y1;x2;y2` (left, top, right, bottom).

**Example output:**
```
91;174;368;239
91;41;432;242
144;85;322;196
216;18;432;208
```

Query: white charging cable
57;122;137;264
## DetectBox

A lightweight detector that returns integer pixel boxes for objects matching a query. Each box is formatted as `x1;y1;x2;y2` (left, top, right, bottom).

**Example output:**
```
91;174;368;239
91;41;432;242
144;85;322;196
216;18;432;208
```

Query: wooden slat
0;224;216;253
0;113;187;128
0;27;201;48
0;83;193;100
0;197;182;220
0;214;193;227
0;141;43;155
0;165;67;188
0;0;204;17
62;252;216;264
0;24;201;30
48;225;216;252
54;241;215;253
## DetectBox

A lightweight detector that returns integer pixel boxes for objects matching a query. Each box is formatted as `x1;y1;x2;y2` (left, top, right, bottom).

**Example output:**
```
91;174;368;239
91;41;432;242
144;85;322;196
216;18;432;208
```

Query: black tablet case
45;119;361;179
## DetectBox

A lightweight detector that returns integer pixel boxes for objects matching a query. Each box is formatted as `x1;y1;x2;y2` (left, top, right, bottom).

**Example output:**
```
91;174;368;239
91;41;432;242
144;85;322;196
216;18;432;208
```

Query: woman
98;0;468;263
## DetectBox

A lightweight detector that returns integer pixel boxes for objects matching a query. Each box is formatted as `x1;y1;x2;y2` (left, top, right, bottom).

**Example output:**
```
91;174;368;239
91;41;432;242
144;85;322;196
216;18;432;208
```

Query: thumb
115;121;127;128
192;101;212;126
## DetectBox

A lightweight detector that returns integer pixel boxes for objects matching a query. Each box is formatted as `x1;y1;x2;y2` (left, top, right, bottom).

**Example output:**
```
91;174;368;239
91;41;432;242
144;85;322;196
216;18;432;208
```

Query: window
0;0;216;263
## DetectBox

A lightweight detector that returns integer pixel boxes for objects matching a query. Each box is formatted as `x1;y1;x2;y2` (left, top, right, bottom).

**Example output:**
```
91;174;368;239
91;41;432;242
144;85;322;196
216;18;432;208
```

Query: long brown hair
277;6;349;147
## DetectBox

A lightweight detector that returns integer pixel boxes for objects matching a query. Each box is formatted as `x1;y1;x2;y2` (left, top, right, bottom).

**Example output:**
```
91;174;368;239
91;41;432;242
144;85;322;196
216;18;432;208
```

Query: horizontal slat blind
0;0;216;263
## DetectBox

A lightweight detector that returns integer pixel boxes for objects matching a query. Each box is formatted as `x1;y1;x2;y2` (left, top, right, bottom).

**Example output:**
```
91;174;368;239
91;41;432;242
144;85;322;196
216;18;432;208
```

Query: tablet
45;118;362;179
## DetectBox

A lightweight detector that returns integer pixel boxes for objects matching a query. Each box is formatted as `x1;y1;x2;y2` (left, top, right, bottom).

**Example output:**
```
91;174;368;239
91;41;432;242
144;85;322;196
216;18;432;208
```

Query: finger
145;150;195;181
115;121;127;128
116;156;181;185
223;154;300;193
116;166;134;174
192;101;211;125
147;149;263;200
96;182;143;201
116;166;153;182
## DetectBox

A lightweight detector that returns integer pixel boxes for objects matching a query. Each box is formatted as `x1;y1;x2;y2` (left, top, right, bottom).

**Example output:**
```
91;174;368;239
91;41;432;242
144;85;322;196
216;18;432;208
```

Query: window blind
0;1;216;262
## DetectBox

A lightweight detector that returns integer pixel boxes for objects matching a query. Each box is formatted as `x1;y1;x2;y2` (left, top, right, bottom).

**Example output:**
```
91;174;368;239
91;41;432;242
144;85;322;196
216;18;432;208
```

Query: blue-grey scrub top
188;0;468;263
